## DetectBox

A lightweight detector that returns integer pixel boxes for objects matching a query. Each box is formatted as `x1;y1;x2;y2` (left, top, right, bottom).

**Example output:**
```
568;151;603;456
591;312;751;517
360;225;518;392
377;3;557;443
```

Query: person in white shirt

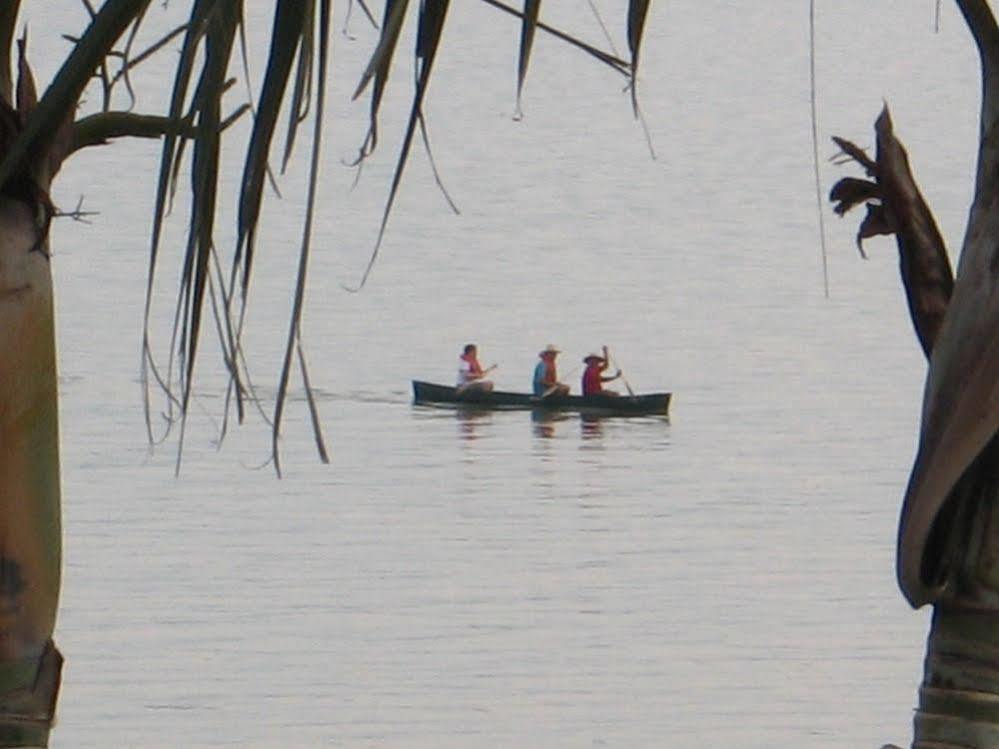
457;343;494;392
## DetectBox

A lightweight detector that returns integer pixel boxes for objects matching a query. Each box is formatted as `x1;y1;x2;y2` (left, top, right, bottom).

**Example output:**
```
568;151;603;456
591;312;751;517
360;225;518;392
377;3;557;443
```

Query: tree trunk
0;197;62;747
901;0;999;740
912;439;999;748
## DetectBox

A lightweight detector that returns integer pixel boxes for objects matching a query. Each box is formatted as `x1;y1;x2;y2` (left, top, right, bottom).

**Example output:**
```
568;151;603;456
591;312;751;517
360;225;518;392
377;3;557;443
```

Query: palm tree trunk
0;197;62;747
910;439;999;748
918;608;999;747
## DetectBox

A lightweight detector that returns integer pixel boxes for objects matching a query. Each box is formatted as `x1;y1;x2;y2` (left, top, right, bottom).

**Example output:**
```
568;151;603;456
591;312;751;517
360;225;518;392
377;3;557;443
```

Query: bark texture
0;197;61;744
914;444;999;748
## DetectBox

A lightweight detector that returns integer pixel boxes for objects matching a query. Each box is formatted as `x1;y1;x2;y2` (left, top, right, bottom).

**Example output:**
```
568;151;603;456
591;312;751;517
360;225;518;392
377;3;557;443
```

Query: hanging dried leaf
830;108;953;357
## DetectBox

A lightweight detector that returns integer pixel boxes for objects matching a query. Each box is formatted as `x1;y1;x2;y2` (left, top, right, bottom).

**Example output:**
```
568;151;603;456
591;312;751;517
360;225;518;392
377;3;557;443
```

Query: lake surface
22;1;987;746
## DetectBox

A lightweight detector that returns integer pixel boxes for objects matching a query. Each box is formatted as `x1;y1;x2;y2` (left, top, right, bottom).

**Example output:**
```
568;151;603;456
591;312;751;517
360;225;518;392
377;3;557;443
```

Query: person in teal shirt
532;344;569;397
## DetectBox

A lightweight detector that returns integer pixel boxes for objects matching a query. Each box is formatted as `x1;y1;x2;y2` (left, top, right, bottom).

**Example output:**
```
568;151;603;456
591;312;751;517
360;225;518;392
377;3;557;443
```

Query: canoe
412;380;671;417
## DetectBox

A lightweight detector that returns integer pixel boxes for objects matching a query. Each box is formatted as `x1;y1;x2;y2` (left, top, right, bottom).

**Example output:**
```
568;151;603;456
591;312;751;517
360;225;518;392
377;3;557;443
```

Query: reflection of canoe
412;380;671;417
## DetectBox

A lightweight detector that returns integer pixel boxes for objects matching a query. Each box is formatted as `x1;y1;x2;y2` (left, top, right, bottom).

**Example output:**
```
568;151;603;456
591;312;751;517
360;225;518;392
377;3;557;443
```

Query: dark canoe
412;380;671;417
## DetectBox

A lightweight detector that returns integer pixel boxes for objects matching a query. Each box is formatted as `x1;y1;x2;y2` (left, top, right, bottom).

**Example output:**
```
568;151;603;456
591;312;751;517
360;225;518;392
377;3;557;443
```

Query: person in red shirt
581;346;621;396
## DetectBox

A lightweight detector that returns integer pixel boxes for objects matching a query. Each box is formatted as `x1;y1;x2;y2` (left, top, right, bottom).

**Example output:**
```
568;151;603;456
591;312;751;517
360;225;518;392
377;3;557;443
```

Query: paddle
540;365;578;398
605;348;635;398
540;382;561;398
456;363;497;394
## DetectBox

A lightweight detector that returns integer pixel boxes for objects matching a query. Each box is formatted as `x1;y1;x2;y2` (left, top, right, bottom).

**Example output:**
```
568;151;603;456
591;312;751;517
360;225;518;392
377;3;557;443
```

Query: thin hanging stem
810;0;830;297
586;0;618;57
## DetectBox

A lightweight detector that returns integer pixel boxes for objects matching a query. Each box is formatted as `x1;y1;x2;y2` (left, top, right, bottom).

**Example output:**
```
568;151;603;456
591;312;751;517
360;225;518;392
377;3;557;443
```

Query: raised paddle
605;348;635;398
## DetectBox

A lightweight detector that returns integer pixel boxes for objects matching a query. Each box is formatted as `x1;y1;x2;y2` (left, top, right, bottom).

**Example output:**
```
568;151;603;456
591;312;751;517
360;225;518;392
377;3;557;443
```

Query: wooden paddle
605;348;635;397
456;363;497;394
540;365;578;398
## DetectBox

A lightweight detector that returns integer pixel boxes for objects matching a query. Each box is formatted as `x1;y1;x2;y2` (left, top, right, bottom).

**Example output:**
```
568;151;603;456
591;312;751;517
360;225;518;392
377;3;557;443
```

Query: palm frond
234;0;307;295
121;0;335;468
142;0;226;445
281;1;315;172
271;0;332;474
349;0;409;164
515;0;541;116
626;0;650;116
347;0;451;291
477;0;629;75
358;0;379;26
109;0;154;109
23;0;644;469
173;2;241;468
112;20;187;108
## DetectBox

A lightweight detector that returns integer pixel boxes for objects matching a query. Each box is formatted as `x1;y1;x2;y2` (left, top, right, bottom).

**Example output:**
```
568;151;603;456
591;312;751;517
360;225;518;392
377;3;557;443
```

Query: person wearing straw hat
532;344;569;397
581;346;622;396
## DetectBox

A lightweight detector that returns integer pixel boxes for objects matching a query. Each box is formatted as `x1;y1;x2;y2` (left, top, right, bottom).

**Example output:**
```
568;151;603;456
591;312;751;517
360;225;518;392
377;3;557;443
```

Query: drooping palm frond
121;0;644;467
626;0;649;116
270;0;333;474
113;19;187;110
132;0;335;471
280;1;315;172
350;0;409;164
346;0;450;291
346;0;636;289
142;0;234;446
4;1;646;470
234;0;308;295
172;3;241;468
116;0;644;467
478;0;630;75
515;0;541;116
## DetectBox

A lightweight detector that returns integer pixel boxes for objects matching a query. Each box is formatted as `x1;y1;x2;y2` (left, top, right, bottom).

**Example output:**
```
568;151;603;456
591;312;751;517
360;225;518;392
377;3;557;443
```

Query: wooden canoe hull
412;381;671;416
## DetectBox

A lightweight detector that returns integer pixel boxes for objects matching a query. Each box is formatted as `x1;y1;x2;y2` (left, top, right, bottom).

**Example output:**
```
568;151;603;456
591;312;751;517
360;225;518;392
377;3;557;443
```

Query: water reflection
580;413;605;440
531;410;569;439
456;408;492;441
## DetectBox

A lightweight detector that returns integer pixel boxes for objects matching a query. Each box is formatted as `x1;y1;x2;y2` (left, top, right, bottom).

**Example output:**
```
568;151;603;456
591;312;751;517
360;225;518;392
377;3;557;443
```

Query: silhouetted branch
69;98;248;157
53;195;98;224
70;111;195;152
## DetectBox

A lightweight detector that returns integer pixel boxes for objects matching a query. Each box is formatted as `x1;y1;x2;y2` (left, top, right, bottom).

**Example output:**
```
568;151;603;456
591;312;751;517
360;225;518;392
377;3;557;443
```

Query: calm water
25;1;986;746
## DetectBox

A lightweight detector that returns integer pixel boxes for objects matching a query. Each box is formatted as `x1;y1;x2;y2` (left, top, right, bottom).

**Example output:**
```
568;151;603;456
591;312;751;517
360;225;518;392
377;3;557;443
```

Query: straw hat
539;344;560;356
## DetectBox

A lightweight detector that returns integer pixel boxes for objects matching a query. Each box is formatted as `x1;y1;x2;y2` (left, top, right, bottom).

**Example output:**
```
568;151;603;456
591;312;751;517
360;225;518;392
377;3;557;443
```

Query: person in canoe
457;343;495;393
533;344;570;397
582;346;622;396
